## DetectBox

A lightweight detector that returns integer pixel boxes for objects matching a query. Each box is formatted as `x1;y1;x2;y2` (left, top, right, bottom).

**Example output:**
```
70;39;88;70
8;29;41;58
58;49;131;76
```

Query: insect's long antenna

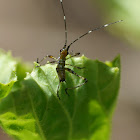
67;20;123;51
59;0;68;49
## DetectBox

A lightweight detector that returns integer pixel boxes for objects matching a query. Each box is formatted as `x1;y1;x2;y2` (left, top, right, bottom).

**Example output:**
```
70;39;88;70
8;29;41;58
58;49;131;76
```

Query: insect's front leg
65;68;88;95
37;55;57;66
66;52;80;60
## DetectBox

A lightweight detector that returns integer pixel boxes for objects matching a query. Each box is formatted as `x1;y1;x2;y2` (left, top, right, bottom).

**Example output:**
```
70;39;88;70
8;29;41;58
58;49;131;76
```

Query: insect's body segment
56;49;68;82
37;0;122;99
56;61;65;82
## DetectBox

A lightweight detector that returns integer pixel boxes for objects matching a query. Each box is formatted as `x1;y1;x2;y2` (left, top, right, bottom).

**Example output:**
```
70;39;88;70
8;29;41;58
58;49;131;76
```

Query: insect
37;0;123;99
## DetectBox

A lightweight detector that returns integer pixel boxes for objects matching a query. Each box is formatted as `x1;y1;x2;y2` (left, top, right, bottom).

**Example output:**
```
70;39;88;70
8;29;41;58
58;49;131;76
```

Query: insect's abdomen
56;60;65;82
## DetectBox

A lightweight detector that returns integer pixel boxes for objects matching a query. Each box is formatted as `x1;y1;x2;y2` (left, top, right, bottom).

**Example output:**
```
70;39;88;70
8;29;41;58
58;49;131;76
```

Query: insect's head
60;47;69;58
60;48;64;53
60;44;69;54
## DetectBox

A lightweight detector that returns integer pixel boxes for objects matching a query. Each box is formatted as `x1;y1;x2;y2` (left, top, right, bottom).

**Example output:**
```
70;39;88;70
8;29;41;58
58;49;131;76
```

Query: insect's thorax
57;59;65;69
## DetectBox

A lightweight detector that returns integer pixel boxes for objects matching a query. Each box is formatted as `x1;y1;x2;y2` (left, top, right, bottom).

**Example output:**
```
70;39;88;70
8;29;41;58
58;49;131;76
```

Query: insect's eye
60;49;63;52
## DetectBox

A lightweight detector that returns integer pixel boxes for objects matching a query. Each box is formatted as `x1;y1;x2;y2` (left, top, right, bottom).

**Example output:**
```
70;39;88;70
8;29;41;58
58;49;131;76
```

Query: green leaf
0;51;17;100
0;50;32;100
0;112;41;140
0;55;120;140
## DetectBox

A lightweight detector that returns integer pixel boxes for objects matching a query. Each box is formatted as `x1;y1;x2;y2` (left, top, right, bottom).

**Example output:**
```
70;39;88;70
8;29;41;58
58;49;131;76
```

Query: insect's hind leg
65;64;85;69
65;68;88;95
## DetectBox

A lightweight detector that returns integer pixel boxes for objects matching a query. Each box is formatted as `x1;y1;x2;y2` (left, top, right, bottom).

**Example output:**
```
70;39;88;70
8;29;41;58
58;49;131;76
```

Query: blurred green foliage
94;0;140;47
